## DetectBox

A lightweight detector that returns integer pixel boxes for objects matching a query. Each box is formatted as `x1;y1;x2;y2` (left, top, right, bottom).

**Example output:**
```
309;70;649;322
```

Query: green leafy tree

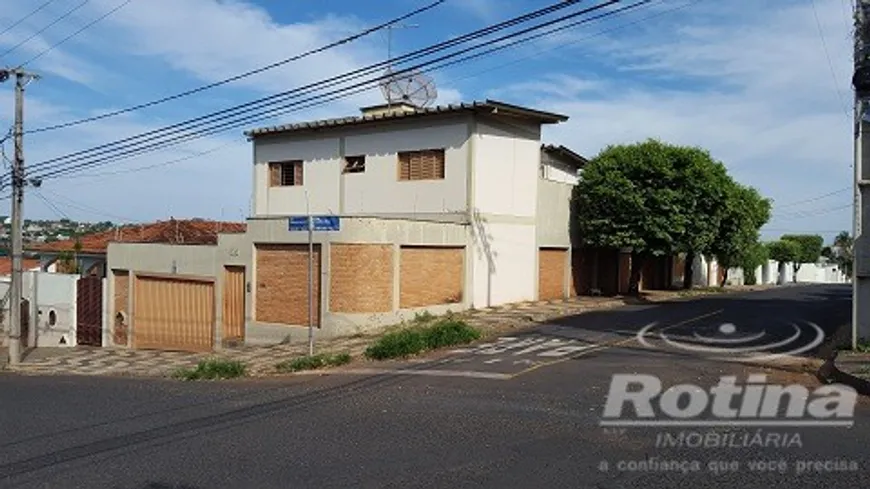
709;182;772;286
780;234;824;282
667;147;732;290
768;239;800;284
831;231;854;277
738;240;769;286
573;139;728;294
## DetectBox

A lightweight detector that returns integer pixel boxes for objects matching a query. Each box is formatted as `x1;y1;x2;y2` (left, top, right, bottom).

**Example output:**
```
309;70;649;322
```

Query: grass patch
855;341;870;353
172;358;247;381
364;319;480;360
275;352;352;373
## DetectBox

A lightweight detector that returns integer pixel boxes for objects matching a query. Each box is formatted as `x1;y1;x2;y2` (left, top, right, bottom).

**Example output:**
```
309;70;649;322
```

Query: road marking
507;309;725;378
321;368;512;380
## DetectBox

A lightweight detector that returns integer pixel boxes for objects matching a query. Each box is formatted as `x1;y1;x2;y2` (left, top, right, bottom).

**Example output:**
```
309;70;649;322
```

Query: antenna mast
386;23;419;108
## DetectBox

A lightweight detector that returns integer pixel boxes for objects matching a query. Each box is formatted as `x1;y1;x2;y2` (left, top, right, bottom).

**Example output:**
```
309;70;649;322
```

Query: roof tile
28;219;246;255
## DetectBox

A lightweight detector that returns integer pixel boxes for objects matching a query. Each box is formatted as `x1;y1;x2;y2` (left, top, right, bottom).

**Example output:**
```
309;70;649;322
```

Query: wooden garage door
539;248;567;301
133;274;215;352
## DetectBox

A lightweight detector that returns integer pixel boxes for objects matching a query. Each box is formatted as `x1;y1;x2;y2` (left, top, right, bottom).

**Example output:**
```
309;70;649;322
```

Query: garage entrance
132;274;215;352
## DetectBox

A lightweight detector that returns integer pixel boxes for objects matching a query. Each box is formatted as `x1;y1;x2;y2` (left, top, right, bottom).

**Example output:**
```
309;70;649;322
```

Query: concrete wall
0;272;78;348
252;115;472;217
246;216;471;344
536;178;574;247
472;117;540;218
541;151;580;185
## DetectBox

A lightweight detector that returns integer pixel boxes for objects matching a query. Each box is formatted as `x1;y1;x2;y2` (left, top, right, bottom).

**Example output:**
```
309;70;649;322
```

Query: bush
364;319;480;360
172;358;247;381
275;352;352;373
364;328;428;360
420;319;480;349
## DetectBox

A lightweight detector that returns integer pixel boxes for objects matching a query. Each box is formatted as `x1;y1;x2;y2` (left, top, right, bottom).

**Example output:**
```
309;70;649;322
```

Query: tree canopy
572;138;762;293
709;182;772;274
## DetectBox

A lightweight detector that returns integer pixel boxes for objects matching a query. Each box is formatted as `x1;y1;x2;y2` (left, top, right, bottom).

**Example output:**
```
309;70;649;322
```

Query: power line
29;0;649;180
0;0;89;61
17;0;673;184
0;0;58;38
25;0;605;174
773;186;851;208
64;138;241;179
26;0;448;134
39;188;140;222
18;0;133;67
22;0;689;183
33;189;70;220
809;0;851;119
772;203;853;219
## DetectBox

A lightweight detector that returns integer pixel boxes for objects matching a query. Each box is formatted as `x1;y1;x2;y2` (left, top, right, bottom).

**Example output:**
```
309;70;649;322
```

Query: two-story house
106;100;588;352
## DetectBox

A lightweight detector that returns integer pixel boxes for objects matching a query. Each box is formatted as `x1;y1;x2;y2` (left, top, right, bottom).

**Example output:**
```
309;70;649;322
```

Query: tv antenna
381;23;437;108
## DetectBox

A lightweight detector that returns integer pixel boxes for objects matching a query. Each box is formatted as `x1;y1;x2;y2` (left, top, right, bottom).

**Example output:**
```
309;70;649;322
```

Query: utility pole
1;67;39;366
853;1;870;349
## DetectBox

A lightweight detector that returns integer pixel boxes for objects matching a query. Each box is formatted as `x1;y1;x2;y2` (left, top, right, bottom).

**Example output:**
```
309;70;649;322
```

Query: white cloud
488;0;855;241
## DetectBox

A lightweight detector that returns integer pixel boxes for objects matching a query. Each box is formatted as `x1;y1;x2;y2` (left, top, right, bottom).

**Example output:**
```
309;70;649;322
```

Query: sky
0;0;856;243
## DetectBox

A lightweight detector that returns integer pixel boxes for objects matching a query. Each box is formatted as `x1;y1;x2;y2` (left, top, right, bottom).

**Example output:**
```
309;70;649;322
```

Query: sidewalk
836;352;870;381
2;285;772;379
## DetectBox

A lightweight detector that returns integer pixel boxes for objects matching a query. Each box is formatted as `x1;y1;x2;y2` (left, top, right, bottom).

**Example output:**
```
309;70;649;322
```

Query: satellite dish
379;67;438;108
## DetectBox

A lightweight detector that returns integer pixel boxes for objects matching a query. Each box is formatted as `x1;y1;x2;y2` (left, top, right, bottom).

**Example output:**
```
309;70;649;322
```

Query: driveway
0;284;865;489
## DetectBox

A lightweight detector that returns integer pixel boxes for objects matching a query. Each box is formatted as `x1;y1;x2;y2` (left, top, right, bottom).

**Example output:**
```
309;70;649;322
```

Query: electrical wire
0;0;89;60
27;0;595;170
26;0;448;133
30;0;650;180
39;188;140;222
773;186;851;208
772;203;853;220
33;189;70;220
0;0;58;38
18;0;134;67
808;0;851;119
27;0;677;184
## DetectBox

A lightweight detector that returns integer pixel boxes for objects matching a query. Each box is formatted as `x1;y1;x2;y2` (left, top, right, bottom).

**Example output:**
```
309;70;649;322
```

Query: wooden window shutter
293;161;304;186
269;163;281;187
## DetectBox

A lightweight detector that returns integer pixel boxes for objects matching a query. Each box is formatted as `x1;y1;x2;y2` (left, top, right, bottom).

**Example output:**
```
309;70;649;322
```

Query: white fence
0;271;83;348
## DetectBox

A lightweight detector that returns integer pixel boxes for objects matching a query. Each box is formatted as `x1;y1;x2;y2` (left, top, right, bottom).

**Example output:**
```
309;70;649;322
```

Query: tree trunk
720;270;728;288
793;263;801;283
628;251;647;296
683;251;695;290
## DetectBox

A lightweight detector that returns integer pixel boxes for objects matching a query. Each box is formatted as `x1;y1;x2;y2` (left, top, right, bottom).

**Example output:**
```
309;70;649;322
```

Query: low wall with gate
0;271;87;348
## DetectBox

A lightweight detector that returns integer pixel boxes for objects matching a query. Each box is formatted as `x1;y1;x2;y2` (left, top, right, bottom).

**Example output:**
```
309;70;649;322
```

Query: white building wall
472;119;540;218
540;151;580;185
536;178;573;247
0;272;78;348
343;121;469;215
470;221;536;307
252;116;471;217
253;136;341;216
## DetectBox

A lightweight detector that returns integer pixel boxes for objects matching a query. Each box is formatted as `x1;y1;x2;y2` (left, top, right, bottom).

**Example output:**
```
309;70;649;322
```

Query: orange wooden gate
222;266;245;343
132;274;215;352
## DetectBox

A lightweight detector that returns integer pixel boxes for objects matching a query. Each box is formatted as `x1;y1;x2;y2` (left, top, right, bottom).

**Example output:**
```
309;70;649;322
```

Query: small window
48;310;57;326
343;155;366;174
268;161;303;187
398;149;445;181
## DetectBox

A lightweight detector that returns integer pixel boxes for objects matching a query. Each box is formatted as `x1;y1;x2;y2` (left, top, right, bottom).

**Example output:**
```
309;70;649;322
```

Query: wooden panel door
133;275;215;352
222;266;245;343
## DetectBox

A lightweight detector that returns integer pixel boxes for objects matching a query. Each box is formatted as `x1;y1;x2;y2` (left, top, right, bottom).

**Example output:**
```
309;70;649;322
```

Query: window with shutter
397;149;445;181
268;161;304;186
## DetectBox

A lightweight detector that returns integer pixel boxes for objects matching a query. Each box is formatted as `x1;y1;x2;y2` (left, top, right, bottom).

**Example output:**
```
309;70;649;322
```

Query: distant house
28;218;246;277
0;257;42;277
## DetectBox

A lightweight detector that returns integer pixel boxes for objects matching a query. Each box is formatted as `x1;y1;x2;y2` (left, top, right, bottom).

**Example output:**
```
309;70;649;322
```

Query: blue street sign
288;215;340;231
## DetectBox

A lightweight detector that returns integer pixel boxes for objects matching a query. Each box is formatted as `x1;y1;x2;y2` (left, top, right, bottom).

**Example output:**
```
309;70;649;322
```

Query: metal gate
76;276;103;346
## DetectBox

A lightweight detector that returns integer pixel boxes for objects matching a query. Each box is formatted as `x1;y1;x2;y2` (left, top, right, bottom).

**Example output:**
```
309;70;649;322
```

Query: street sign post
289;214;340;355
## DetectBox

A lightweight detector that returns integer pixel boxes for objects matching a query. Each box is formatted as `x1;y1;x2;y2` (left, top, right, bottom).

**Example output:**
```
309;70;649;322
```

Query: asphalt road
0;284;866;489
